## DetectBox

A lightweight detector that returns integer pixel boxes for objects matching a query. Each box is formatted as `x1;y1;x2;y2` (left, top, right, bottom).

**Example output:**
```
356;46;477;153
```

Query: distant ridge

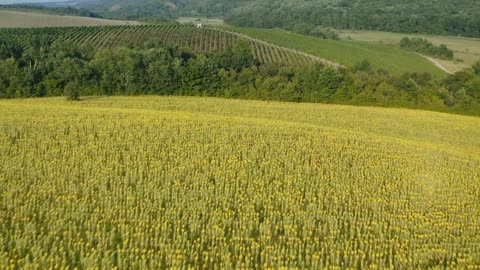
0;10;139;27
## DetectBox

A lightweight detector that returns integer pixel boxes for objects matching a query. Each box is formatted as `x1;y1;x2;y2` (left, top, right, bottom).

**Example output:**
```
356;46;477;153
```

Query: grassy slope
0;10;141;28
339;30;480;65
223;26;447;78
0;96;479;268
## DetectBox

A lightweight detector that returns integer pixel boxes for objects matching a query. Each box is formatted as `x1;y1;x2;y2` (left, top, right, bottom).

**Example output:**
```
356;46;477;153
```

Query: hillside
69;0;480;37
226;0;480;38
1;96;479;268
338;30;480;73
0;25;321;66
78;0;251;20
1;1;479;269
0;10;140;28
2;24;480;114
0;4;99;18
223;26;447;78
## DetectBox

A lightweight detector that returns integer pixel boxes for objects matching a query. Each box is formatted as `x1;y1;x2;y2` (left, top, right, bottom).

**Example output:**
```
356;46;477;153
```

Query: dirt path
418;54;454;75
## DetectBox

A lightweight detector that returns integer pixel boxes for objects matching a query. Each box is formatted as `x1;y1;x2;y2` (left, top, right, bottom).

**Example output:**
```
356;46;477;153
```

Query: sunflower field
0;96;479;269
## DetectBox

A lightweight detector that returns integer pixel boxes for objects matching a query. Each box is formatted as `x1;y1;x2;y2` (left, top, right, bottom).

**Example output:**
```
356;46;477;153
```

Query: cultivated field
339;30;480;72
223;26;448;78
0;96;479;269
0;25;321;66
0;10;141;28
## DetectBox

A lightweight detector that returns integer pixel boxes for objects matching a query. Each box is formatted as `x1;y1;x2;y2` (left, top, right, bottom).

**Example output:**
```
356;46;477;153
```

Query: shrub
310;26;339;40
65;81;80;101
400;37;454;60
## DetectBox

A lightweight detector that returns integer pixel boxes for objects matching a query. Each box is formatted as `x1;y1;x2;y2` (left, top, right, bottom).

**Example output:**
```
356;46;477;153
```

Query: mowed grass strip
339;29;480;66
223;26;447;78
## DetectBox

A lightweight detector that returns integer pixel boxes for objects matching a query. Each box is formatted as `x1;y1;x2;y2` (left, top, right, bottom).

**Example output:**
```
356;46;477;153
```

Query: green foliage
291;24;340;40
353;60;372;73
0;5;100;18
0;32;479;115
81;0;174;20
0;38;22;60
292;23;315;36
400;37;454;60
210;40;256;72
222;26;447;78
0;25;314;68
473;61;480;77
225;0;480;38
65;81;80;101
79;0;252;19
309;26;339;40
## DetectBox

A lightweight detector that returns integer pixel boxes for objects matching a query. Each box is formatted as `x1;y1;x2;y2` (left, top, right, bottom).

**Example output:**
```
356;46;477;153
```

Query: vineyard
222;26;448;78
0;25;323;66
0;96;479;269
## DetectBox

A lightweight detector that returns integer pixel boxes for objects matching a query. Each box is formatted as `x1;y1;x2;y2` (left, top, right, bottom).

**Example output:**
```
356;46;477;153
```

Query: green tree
212;41;255;72
310;26;339;40
0;38;22;60
184;54;218;95
58;58;86;100
65;81;80;101
473;61;480;77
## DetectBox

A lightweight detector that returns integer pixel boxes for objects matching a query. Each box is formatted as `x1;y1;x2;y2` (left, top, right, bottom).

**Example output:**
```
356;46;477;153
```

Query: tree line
225;0;480;38
0;36;479;115
6;0;480;38
400;38;454;60
76;0;480;38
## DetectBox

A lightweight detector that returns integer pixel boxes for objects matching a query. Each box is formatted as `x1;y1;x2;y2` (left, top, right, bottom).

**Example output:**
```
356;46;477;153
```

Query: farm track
418;54;454;74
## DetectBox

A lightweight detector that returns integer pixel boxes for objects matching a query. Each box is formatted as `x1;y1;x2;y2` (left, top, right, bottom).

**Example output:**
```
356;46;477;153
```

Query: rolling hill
76;0;251;20
1;2;479;268
222;26;448;78
225;0;480;38
65;0;480;38
1;96;479;268
338;30;480;73
0;10;140;27
0;24;329;67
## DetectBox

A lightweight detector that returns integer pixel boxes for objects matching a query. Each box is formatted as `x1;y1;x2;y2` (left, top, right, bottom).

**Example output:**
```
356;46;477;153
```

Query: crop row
0;25;315;66
0;97;479;269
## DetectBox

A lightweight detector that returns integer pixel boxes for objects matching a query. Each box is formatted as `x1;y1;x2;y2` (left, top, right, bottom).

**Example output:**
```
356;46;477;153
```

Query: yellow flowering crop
0;96;479;269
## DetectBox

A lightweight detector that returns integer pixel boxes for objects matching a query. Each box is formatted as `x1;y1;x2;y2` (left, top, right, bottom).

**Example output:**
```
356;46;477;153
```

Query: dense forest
6;0;479;37
71;0;480;37
225;0;480;37
77;0;251;21
0;36;479;114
